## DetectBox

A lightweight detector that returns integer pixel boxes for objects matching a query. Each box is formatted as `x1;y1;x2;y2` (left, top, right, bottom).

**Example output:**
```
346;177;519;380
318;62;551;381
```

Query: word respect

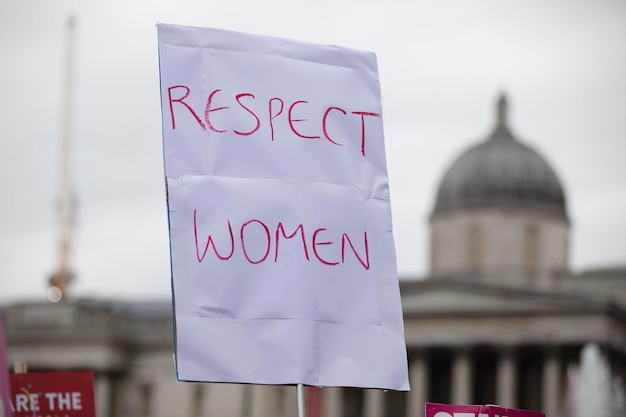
167;85;381;156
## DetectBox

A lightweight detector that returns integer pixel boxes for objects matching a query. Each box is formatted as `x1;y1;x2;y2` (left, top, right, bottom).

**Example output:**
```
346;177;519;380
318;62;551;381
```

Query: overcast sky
1;0;625;303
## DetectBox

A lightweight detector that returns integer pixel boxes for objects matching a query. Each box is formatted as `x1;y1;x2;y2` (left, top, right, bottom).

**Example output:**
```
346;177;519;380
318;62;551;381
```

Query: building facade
3;95;626;417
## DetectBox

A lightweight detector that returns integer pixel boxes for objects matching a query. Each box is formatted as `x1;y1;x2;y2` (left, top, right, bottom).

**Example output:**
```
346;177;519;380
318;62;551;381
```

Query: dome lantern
493;93;512;138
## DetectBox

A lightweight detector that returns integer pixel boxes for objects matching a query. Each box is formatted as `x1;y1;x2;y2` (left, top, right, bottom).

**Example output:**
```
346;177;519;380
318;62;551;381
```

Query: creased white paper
157;23;409;390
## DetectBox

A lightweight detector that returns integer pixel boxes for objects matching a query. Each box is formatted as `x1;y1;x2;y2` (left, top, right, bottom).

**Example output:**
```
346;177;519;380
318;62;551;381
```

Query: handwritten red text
167;85;380;156
193;210;370;270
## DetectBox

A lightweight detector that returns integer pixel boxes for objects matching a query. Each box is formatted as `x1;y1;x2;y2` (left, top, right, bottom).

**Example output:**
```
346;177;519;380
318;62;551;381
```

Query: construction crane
48;15;78;303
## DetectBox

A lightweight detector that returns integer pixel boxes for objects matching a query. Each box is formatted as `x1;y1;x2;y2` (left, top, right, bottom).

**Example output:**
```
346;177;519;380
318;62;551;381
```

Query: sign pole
297;384;306;417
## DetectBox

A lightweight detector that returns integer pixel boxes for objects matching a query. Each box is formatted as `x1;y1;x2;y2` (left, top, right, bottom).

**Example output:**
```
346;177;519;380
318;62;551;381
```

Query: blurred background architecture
2;95;625;417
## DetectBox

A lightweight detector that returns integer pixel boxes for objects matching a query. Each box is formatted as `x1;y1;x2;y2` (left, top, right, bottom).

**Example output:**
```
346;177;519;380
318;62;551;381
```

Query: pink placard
425;403;545;417
0;311;13;417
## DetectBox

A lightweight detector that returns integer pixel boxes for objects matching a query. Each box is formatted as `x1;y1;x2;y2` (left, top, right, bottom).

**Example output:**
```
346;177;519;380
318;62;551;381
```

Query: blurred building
3;95;626;417
399;95;626;416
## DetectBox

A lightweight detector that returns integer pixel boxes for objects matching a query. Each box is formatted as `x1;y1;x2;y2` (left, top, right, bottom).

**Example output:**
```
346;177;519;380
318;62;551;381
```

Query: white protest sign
157;23;409;390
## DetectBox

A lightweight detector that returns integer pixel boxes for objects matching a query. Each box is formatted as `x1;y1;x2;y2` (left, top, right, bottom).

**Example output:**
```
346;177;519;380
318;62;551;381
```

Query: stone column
451;348;472;404
250;384;275;417
364;389;384;417
407;351;428;417
241;384;253;417
95;372;111;417
323;387;343;417
496;347;516;408
542;348;560;417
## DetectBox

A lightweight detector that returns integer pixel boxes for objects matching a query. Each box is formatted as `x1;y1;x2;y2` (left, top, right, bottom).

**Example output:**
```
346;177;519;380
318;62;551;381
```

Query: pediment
399;277;596;316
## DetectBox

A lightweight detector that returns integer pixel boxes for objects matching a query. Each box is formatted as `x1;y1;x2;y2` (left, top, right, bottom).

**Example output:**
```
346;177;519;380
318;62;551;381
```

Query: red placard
425;403;545;417
9;371;95;417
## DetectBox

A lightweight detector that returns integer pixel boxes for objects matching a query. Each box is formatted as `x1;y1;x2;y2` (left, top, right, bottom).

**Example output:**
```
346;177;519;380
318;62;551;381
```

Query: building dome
433;94;567;218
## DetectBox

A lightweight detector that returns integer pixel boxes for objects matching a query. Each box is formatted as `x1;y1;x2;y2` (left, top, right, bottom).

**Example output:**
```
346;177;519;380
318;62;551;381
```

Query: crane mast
48;15;78;303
